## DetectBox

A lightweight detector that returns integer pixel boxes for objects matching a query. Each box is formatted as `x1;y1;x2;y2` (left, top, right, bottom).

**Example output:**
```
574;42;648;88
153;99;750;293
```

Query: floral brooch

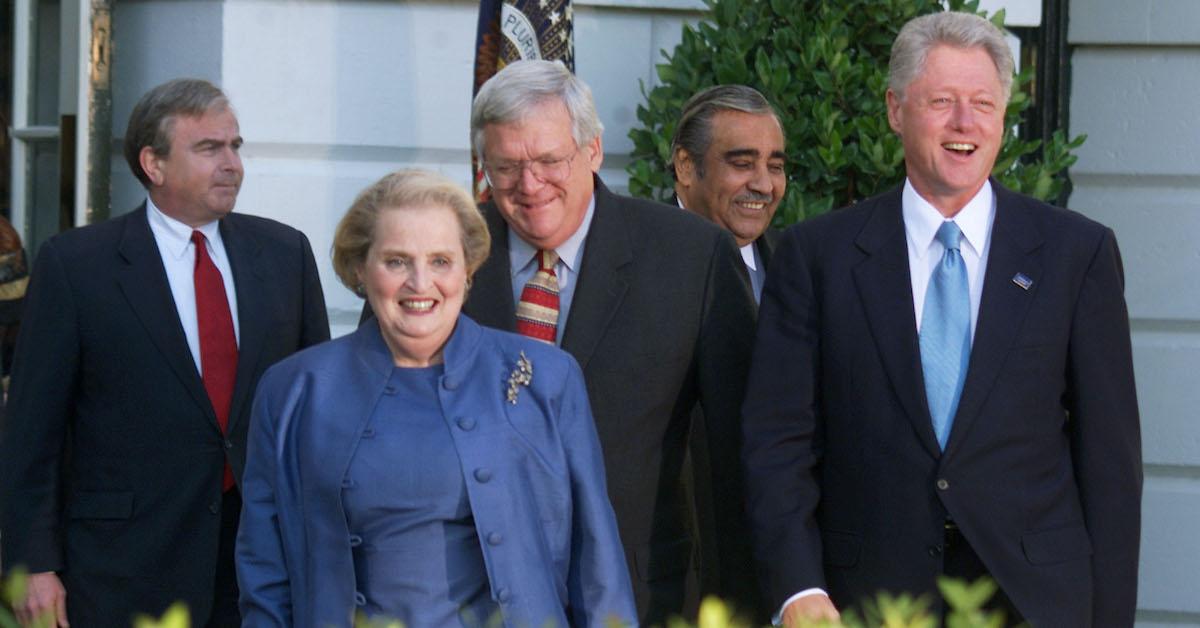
506;351;533;404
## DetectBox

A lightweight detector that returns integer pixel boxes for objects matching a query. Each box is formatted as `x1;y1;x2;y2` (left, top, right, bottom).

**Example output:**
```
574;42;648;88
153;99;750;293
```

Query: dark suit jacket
689;225;777;620
743;183;1142;626
755;229;779;271
0;206;330;627
468;177;758;623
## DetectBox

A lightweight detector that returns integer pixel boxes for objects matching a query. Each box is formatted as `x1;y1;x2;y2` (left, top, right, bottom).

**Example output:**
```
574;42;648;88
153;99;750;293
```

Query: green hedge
627;0;1085;226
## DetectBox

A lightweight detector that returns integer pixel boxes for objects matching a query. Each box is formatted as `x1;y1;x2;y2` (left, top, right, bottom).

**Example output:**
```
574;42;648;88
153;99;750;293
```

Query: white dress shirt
903;178;995;340
146;197;241;374
774;179;996;622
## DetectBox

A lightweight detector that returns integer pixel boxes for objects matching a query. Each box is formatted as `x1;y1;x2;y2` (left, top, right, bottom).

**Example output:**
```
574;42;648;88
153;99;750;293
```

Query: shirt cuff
772;588;830;625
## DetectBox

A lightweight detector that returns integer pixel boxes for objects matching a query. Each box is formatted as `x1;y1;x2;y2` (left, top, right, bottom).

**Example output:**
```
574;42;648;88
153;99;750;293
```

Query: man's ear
674;148;698;187
886;89;903;135
139;146;165;187
584;134;604;172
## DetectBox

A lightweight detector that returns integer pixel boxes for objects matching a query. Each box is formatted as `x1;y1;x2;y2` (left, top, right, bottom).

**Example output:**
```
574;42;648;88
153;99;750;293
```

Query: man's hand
16;572;69;627
782;593;840;627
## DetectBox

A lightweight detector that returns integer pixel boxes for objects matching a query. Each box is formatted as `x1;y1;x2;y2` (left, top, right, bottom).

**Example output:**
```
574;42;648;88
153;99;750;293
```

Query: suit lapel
222;216;268;434
560;178;632;371
943;186;1043;457
464;204;517;332
851;190;942;458
116;205;215;422
757;229;779;270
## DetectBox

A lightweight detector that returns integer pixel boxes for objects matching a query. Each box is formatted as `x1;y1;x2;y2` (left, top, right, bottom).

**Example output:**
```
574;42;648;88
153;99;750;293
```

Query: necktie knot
936;221;963;252
537;249;560;273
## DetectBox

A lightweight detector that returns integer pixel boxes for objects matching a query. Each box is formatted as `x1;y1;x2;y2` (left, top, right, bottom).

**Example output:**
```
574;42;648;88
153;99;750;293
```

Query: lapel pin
1011;273;1033;291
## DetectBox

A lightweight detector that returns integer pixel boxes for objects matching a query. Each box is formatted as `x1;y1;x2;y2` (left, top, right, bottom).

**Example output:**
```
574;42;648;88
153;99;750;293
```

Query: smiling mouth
402;299;435;312
943;142;977;156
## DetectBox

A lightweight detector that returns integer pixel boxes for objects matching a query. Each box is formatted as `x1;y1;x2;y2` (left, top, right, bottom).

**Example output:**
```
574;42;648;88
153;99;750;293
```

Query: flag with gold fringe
472;0;575;199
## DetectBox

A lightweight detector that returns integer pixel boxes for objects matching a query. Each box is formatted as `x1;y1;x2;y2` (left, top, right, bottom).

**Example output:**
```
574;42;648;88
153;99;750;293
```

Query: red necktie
515;249;560;344
192;230;238;492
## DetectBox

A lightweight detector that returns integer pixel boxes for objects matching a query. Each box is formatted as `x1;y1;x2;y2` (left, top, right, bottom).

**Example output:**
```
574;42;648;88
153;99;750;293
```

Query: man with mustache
672;84;786;304
0;78;330;627
743;12;1141;626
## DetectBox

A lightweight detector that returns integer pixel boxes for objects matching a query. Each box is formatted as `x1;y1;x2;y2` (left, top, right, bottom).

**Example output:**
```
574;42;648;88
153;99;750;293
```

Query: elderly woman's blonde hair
332;169;491;296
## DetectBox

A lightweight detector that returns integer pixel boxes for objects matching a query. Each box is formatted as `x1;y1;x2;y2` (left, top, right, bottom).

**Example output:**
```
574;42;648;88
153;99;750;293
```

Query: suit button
349;535;363;548
936;478;949;490
208;501;220;515
496;587;510;603
354;591;366;606
927;545;943;557
474;468;492;483
457;417;476;431
223;439;233;450
383;385;396;395
487;532;503;546
443;378;459;391
342;478;356;489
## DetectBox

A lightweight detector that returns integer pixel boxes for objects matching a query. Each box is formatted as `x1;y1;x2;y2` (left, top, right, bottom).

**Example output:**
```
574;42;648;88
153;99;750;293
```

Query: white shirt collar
508;194;596;275
146;196;222;259
740;243;757;271
902;178;993;259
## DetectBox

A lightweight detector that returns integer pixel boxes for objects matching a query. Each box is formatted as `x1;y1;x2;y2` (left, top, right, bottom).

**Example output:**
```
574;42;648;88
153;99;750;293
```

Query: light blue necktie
920;221;971;450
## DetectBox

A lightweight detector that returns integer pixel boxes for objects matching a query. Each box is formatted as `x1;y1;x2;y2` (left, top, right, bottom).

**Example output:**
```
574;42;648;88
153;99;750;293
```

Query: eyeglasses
483;145;579;191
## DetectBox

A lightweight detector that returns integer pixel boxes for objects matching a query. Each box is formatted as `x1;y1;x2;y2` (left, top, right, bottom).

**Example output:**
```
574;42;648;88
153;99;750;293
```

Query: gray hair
670;84;780;179
123;78;231;188
470;60;604;160
889;12;1014;104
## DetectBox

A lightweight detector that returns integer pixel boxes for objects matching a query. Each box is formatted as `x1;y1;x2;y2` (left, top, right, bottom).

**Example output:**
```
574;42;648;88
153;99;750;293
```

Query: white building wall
1069;1;1200;625
112;0;704;337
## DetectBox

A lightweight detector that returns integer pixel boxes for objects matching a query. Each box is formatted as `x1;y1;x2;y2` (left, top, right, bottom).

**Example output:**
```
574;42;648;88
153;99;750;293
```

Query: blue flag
472;0;575;197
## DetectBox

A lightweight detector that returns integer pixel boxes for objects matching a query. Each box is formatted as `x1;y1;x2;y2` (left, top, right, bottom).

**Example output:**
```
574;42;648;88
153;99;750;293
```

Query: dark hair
670;84;779;179
123;78;230;188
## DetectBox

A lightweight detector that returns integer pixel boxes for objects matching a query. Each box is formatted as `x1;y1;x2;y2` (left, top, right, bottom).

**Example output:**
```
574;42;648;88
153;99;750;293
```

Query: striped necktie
516;249;560;344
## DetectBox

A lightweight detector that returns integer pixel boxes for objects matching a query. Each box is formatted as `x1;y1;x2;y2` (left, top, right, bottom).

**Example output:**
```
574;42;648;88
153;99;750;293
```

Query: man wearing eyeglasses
468;60;758;624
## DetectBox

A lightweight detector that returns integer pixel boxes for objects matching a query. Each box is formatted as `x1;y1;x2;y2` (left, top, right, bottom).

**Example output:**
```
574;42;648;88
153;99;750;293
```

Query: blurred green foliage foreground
3;568;1018;628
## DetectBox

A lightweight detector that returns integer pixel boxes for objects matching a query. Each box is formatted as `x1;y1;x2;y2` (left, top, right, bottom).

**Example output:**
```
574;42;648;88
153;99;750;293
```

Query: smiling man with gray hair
742;11;1141;626
465;60;758;624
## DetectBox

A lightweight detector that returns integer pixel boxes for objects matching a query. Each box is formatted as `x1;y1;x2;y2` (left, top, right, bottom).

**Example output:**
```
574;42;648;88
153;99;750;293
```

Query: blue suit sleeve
741;227;827;608
560;359;639;627
236;373;294;627
296;232;330;348
1065;228;1141;623
0;240;79;573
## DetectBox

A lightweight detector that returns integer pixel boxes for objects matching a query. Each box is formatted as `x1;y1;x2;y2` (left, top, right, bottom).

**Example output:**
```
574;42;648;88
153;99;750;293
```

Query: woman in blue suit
236;170;636;627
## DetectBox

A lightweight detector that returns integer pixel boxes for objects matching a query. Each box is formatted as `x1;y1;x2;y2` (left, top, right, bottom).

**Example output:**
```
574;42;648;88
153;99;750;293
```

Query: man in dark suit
0;79;330;627
743;12;1141;627
669;85;785;620
672;84;785;304
468;60;757;623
